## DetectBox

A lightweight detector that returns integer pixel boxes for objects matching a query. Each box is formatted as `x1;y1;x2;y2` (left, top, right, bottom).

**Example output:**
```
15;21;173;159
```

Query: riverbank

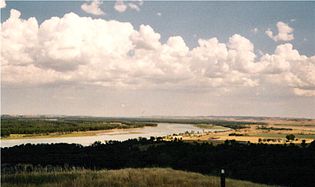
2;116;314;146
1;127;145;140
1;123;216;147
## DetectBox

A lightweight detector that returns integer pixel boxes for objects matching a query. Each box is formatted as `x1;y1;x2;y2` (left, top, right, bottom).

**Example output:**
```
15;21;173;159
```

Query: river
0;123;226;147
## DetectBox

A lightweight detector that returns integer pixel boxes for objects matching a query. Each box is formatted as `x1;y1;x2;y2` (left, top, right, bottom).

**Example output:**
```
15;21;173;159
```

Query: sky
1;0;315;118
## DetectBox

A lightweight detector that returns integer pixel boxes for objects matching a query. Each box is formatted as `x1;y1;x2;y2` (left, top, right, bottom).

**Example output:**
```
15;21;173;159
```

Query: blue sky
1;1;315;118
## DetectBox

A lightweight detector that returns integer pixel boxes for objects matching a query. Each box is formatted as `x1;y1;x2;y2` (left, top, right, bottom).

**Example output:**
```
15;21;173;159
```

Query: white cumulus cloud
0;0;6;9
114;0;143;13
1;10;314;97
266;21;294;42
81;0;105;16
251;27;258;33
114;0;127;13
128;3;140;12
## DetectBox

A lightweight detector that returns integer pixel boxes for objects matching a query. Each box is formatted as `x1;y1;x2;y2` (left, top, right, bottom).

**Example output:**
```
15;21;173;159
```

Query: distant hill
2;114;313;121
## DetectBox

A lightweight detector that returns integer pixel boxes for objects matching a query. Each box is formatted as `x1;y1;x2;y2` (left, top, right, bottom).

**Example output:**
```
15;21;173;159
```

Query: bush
286;134;295;141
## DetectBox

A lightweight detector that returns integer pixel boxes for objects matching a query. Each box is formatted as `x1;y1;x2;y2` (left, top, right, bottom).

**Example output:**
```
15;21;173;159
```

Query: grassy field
1;168;276;187
249;133;315;139
184;120;315;144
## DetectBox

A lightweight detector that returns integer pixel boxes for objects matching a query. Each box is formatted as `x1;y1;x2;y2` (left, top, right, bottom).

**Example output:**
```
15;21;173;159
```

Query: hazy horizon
1;1;315;118
2;113;314;120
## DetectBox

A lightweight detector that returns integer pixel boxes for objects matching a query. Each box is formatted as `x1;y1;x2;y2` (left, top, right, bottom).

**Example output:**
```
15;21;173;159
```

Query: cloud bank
1;10;315;96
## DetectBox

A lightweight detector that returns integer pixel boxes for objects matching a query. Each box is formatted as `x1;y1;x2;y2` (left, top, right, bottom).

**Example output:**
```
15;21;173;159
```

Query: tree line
1;118;157;137
2;138;315;187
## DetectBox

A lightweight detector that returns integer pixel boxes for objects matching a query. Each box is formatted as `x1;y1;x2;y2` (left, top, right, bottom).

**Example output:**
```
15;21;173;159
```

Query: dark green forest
1;118;157;137
2;139;315;187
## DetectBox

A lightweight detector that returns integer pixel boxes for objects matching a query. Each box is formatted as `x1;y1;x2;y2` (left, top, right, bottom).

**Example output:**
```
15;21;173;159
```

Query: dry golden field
181;118;315;144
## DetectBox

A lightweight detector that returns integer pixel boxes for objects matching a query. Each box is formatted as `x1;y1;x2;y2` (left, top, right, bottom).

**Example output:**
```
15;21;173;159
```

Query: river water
1;123;225;147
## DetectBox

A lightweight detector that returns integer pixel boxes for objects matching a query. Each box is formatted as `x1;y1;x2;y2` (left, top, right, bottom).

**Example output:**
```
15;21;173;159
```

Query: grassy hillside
1;168;275;187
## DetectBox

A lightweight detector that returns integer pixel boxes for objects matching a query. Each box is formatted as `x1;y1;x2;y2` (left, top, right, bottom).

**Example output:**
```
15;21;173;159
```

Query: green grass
249;133;315;139
194;124;229;130
1;168;276;187
295;134;315;139
274;123;315;127
249;134;286;138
